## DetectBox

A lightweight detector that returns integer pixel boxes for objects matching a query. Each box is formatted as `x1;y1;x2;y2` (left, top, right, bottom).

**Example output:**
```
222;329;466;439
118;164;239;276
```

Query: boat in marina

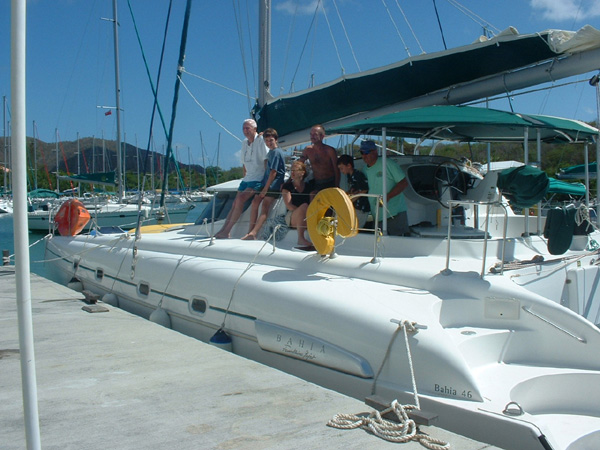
44;1;600;449
27;199;194;233
0;198;12;214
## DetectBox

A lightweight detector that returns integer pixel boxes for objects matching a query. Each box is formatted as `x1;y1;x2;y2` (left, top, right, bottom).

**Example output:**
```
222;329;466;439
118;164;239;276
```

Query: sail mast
111;0;124;202
258;0;271;110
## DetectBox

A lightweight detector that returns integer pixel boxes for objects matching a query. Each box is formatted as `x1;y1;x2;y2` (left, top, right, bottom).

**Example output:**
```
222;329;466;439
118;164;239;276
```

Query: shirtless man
298;124;340;192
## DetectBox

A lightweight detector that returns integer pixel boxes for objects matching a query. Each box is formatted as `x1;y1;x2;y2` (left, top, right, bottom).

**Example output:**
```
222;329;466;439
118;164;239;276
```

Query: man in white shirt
215;119;268;238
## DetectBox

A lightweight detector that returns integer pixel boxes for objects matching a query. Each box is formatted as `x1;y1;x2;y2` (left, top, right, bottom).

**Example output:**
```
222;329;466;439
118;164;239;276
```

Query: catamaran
44;1;600;449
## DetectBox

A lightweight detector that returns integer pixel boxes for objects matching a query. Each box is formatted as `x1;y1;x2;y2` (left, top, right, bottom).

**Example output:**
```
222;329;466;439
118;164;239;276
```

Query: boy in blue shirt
242;128;286;240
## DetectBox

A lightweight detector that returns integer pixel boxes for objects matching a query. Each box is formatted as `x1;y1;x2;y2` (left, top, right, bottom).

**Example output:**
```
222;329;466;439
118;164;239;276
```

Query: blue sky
2;0;600;170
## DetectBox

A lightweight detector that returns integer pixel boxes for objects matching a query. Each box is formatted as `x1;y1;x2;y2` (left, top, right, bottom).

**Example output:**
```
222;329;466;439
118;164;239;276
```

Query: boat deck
0;265;499;449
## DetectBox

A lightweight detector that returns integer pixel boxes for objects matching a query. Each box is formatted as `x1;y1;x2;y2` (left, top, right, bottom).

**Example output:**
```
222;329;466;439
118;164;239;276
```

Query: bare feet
297;238;312;247
214;232;229;239
241;233;256;240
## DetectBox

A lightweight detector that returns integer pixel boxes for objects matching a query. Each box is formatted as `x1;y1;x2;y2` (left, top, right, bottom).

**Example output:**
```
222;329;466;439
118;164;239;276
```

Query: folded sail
256;26;600;146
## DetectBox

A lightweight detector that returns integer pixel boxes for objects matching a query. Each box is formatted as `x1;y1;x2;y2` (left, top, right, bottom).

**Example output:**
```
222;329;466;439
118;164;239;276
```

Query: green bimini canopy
28;188;59;199
60;171;117;186
329;106;599;143
557;162;598;180
497;166;550;208
548;178;586;196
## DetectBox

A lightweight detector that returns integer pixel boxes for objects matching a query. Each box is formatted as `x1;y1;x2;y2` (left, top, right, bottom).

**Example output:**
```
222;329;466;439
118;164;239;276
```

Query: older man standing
215;119;268;239
360;140;409;236
298;124;340;192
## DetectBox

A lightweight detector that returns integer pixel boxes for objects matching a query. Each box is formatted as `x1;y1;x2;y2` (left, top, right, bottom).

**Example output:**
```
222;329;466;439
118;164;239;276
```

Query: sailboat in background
45;1;600;449
27;0;194;233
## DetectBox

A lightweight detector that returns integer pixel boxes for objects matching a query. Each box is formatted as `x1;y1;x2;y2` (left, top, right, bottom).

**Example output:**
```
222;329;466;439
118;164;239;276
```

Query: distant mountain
25;136;206;175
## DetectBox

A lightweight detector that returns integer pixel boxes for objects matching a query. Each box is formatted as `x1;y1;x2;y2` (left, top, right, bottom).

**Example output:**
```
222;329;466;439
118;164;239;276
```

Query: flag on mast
105;110;112;116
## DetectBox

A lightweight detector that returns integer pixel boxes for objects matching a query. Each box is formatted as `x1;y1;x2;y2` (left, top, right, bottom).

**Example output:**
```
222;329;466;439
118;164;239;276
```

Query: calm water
0;202;207;279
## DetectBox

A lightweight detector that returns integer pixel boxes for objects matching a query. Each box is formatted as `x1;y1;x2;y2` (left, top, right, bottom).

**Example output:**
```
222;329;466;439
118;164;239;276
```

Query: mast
3;96;7;193
258;0;271;109
54;128;59;193
200;131;207;191
76;132;80;195
32;120;37;190
111;0;124;202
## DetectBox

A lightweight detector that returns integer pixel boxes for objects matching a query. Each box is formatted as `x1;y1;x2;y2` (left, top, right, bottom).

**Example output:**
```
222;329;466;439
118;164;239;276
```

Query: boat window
407;164;438;200
195;191;253;225
190;297;207;314
96;268;104;280
138;282;150;296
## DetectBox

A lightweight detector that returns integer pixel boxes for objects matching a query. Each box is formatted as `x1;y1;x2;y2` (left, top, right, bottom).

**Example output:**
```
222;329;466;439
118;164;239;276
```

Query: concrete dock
0;266;499;449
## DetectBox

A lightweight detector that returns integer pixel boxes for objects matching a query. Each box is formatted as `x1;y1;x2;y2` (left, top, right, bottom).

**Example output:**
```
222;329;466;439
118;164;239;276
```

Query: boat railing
445;199;508;278
349;193;382;263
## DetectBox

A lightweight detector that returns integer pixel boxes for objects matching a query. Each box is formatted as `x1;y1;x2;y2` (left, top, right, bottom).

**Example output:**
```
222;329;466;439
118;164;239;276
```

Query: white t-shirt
241;134;268;182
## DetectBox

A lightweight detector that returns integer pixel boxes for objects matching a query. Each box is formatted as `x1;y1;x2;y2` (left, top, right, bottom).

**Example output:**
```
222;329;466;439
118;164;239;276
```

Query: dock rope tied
327;400;450;449
328;319;450;449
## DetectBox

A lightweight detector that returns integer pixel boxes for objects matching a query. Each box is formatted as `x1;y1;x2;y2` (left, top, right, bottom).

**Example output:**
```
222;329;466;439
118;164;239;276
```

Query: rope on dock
327;400;450;449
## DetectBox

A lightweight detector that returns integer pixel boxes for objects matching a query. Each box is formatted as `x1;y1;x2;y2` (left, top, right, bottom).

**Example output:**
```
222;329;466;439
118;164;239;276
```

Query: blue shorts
238;180;263;192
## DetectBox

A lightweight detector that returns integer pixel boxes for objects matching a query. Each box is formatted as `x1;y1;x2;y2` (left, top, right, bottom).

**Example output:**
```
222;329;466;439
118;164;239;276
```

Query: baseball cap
359;140;377;154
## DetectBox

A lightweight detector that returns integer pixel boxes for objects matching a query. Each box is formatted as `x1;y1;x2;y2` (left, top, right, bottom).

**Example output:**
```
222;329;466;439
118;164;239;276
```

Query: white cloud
275;0;322;16
530;0;600;21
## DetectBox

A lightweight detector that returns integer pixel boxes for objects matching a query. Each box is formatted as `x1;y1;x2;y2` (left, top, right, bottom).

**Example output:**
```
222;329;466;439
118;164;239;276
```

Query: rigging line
320;0;346;75
431;0;447;50
179;76;242;143
445;0;501;35
232;0;253;113
465;79;590;107
56;0;99;130
127;0;187;233
126;0;172;179
331;0;360;72
280;3;299;95
307;11;319;88
181;69;251;98
571;0;584;30
394;0;425;54
289;1;320;93
381;0;412;58
159;0;193;210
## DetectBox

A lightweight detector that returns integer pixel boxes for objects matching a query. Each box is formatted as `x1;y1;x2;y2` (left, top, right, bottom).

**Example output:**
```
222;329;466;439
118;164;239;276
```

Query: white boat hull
45;222;600;450
29;202;193;232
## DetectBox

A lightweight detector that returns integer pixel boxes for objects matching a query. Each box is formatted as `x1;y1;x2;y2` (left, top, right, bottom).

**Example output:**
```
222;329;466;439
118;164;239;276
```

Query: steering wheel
433;161;467;208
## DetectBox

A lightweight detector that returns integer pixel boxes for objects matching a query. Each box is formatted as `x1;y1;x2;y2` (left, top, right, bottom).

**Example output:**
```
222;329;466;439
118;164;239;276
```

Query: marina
4;1;600;449
0;266;498;450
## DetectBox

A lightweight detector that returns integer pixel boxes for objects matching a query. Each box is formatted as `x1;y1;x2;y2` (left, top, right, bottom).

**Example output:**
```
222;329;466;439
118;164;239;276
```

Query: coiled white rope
328;320;449;448
327;400;450;449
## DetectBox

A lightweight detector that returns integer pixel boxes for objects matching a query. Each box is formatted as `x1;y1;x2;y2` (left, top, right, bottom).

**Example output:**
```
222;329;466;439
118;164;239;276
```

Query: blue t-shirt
262;147;286;192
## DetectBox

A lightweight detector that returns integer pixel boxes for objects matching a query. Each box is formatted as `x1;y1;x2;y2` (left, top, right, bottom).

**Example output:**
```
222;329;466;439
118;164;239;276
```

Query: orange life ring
54;199;91;236
306;188;358;255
